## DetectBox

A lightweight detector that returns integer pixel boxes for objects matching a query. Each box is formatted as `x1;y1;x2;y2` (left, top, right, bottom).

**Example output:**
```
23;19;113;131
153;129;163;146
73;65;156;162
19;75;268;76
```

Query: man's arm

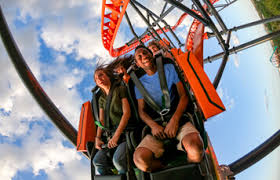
164;81;188;138
138;99;166;139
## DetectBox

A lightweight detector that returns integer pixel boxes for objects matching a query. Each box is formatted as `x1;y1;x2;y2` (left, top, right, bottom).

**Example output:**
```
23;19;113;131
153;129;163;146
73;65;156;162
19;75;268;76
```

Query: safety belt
156;55;171;114
104;81;118;130
130;55;171;116
92;87;100;124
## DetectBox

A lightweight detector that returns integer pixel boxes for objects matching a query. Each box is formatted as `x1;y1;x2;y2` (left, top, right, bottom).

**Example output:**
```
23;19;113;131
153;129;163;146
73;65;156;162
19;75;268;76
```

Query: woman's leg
113;141;127;174
93;149;114;175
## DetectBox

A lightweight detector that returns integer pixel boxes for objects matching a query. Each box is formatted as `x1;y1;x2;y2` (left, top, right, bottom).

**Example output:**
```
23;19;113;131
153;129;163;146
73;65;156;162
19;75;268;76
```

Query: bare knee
133;147;154;172
182;133;204;163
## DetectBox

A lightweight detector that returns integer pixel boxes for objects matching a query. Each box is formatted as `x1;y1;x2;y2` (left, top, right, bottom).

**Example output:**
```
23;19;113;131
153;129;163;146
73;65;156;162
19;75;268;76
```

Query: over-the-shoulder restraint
130;54;171;116
104;81;118;129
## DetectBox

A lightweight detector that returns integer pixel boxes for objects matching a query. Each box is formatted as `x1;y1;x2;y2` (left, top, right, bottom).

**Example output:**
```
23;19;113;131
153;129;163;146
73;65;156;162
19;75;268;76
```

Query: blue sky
0;0;279;180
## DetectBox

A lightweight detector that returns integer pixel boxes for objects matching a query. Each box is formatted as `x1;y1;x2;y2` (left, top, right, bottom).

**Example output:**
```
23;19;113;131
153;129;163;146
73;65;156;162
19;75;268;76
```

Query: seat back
77;101;96;152
150;164;203;180
94;175;126;180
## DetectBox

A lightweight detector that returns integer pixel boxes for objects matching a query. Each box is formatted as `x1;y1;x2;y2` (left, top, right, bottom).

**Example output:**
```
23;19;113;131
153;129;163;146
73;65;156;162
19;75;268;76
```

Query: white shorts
136;122;199;158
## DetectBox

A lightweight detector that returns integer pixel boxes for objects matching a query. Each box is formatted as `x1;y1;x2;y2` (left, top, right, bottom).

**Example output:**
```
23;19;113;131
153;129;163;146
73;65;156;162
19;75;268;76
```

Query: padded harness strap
130;71;162;114
156;55;171;113
92;87;100;124
104;81;118;129
130;54;171;116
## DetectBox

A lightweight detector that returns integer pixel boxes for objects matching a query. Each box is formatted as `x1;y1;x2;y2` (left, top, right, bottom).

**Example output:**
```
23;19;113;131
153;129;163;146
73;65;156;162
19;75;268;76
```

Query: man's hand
151;123;166;139
108;135;119;149
164;119;179;138
95;137;104;150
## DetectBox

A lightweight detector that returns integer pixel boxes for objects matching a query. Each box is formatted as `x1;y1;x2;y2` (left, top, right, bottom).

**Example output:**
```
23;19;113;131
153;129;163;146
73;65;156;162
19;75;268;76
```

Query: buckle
160;108;170;116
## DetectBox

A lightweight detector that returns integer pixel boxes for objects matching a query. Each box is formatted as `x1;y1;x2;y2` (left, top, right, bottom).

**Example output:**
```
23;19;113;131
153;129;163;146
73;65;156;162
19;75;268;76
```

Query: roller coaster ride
1;0;280;180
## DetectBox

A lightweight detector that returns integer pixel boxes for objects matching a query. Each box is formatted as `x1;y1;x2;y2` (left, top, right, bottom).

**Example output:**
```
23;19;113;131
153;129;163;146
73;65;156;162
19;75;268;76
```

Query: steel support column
204;31;280;63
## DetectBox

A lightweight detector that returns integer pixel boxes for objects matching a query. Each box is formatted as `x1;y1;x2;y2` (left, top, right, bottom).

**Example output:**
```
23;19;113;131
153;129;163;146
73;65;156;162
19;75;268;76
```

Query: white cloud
217;85;235;110
234;54;240;67
0;2;92;179
264;89;269;113
40;55;85;127
0;124;89;180
231;33;240;46
41;18;111;60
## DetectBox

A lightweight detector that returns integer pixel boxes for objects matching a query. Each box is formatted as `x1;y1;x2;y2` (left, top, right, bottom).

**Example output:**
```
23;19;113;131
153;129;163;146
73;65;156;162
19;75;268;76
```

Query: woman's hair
93;64;115;83
148;40;161;50
107;55;133;71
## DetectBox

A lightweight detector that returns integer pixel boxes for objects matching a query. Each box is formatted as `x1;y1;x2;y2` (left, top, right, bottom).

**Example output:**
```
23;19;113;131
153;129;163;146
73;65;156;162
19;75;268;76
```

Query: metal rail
213;31;231;89
203;0;228;32
163;0;209;25
130;1;163;42
192;0;227;51
207;15;280;38
204;30;280;63
229;130;280;176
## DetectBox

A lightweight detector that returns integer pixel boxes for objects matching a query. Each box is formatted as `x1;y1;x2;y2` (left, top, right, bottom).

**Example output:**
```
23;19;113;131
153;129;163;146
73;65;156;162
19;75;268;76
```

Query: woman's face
94;70;111;88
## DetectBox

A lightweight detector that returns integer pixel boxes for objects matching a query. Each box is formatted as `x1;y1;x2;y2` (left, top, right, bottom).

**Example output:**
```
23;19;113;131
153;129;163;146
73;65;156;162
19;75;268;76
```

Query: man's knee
182;132;204;163
133;147;154;172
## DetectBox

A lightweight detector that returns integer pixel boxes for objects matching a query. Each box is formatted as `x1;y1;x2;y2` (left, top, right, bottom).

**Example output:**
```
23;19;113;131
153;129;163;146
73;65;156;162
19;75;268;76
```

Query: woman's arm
108;98;131;148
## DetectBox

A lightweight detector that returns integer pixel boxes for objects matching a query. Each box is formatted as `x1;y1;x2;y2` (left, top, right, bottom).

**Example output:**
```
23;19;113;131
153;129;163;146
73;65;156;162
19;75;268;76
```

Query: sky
0;0;279;180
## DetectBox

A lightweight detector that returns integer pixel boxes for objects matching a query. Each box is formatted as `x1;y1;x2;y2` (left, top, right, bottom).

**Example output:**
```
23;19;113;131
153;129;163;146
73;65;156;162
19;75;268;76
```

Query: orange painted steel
101;1;220;57
77;101;96;152
101;0;191;57
172;50;225;119
101;0;130;57
206;136;222;180
186;20;205;66
185;0;219;67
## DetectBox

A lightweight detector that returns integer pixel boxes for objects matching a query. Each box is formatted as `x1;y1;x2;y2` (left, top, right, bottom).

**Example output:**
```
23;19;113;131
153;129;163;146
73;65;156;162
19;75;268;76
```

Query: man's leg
133;135;165;172
177;122;204;163
181;132;204;163
133;147;164;172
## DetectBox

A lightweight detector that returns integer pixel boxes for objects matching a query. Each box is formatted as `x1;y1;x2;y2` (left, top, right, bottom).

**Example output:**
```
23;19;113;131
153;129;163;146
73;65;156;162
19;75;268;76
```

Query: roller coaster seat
125;54;216;180
88;84;142;180
78;53;218;179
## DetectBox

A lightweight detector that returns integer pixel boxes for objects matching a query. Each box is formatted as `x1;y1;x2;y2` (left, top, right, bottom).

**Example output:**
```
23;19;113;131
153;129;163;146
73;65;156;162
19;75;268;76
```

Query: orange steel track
186;0;219;65
101;0;191;57
101;0;218;57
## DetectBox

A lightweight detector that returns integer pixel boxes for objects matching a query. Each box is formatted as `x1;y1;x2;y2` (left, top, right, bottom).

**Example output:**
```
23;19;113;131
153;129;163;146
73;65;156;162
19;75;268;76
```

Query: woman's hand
108;135;119;149
95;137;104;150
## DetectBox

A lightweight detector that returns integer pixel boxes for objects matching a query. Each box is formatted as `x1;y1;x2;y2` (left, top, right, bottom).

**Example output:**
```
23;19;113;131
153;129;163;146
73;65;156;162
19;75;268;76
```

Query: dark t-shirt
98;85;128;127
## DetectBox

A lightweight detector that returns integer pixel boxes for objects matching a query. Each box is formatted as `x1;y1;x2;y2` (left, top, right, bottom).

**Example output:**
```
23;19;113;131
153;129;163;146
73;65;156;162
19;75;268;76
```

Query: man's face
148;44;160;55
135;48;154;70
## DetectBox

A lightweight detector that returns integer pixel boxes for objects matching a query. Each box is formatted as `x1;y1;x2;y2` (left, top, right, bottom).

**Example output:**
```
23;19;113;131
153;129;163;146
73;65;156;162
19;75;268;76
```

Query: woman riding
92;64;131;175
